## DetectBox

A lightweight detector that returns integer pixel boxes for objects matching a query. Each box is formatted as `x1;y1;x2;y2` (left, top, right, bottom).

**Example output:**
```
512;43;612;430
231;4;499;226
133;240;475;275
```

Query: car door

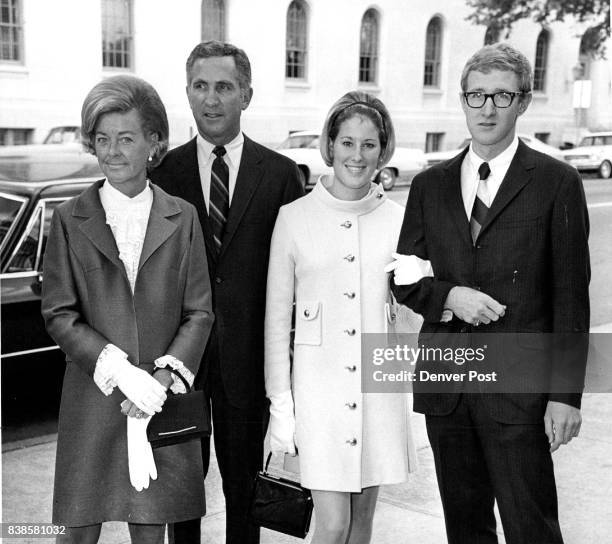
1;197;66;359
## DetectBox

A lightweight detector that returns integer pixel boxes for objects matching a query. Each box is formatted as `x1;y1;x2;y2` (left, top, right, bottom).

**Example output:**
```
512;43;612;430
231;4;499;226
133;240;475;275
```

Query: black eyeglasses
463;91;525;108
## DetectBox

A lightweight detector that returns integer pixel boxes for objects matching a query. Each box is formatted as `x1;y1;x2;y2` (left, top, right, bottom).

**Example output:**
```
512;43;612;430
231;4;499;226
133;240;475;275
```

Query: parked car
562;132;612;179
277;130;426;190
424;134;566;167
1;155;101;428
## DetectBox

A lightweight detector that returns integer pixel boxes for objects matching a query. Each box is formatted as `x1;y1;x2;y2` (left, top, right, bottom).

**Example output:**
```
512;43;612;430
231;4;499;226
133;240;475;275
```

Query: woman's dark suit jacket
41;180;214;525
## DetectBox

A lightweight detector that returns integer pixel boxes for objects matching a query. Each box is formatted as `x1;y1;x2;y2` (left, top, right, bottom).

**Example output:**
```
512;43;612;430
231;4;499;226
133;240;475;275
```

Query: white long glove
108;358;167;416
384;252;434;285
269;390;296;455
127;415;157;492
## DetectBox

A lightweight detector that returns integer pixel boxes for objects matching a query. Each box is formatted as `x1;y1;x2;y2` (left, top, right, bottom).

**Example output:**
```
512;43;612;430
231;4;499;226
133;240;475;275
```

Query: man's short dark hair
186;40;252;91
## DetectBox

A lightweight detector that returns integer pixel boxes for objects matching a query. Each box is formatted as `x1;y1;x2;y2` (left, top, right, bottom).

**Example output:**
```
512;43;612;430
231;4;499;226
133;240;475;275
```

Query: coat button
345;365;357;372
344;329;356;336
215;277;223;284
304;309;310;317
346;438;358;446
341;221;352;228
344;292;356;299
345;402;357;409
344;254;355;262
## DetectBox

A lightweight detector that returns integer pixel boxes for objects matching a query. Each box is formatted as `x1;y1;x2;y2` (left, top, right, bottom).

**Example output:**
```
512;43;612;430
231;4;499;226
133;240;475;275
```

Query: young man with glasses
389;43;590;544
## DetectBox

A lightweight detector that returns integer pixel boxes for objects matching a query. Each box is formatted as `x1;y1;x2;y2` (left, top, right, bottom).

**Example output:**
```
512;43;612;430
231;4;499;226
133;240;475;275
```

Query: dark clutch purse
146;370;210;449
249;452;313;539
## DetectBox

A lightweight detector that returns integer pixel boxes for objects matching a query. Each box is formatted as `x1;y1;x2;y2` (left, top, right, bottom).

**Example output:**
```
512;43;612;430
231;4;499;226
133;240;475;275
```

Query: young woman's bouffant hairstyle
319;91;396;168
81;75;169;168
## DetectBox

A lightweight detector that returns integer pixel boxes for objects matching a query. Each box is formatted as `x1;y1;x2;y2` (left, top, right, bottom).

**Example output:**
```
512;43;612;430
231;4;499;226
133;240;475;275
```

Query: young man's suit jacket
150;135;304;409
392;140;590;422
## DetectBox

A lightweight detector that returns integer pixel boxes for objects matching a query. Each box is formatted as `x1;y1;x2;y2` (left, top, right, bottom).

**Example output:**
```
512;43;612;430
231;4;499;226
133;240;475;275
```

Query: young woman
265;91;418;544
42;75;214;544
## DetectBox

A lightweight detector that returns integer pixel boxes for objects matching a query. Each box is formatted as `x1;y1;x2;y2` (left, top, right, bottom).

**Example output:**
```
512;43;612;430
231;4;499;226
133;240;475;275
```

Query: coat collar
73;179;181;274
441;139;535;244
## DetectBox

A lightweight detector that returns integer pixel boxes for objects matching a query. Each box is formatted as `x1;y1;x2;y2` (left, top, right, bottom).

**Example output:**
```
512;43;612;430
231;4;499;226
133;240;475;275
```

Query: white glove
269;390;296;456
384;252;434;285
127;415;157;492
110;359;167;416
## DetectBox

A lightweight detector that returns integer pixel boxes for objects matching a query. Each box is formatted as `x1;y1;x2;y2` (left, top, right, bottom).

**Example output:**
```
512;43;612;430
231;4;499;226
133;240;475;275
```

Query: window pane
424;18;442;87
7;206;41;273
101;0;132;69
0;0;21;62
286;0;307;79
202;0;225;41
0;194;26;250
359;9;379;83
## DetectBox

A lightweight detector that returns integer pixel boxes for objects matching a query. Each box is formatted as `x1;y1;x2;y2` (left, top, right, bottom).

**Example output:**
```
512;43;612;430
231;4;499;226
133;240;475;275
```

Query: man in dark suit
390;43;590;544
150;41;303;544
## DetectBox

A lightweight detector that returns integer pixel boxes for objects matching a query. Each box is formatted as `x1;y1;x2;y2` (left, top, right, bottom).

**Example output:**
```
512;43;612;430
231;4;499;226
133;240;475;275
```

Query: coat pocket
294;300;322;346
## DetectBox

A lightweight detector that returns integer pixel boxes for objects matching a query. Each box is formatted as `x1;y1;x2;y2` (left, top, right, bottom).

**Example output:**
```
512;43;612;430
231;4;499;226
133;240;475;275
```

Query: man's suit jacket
392;141;590;423
150;135;304;409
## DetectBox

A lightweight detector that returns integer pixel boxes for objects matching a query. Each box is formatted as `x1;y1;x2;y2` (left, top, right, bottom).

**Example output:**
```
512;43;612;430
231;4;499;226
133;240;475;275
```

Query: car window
5;199;64;273
279;135;317;149
307;137;320;149
579;137;594;147
604;136;612;145
0;193;27;252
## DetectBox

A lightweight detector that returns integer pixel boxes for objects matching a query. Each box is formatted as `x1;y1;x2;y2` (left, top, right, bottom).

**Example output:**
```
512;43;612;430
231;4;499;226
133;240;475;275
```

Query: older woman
41;75;214;544
265;91;418;544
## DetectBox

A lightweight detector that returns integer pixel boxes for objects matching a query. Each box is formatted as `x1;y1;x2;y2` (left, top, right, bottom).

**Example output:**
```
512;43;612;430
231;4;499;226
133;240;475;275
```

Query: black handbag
249;452;313;538
146;371;210;448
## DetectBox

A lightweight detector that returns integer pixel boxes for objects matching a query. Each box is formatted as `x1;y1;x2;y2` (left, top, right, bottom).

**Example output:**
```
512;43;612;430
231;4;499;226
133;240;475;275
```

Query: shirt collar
467;135;519;175
196;131;244;171
100;179;152;204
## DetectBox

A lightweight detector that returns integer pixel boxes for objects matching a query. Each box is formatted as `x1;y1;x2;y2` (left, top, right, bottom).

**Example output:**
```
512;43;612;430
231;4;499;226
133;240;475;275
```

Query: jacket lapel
171;139;218;266
479;140;534;236
220;135;264;256
138;185;180;271
442;148;473;247
74;180;125;273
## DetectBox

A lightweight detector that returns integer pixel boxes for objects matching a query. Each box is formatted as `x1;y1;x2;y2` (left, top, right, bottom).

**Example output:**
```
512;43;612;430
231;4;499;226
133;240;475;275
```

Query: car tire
599;160;612;179
377;167;397;190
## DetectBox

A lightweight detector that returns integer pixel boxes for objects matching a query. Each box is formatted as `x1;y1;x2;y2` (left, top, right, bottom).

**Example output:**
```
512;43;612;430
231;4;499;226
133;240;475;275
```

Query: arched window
577;27;599;79
423;17;442;87
484;25;499;45
285;0;308;79
102;0;133;69
359;9;379;83
201;0;225;41
533;29;549;92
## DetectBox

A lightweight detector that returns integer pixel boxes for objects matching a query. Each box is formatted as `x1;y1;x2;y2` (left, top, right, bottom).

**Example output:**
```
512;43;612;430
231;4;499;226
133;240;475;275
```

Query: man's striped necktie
209;145;229;252
470;162;491;244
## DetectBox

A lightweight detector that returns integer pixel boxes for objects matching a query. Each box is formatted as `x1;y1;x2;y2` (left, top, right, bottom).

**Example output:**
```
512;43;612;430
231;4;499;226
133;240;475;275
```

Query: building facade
1;0;610;149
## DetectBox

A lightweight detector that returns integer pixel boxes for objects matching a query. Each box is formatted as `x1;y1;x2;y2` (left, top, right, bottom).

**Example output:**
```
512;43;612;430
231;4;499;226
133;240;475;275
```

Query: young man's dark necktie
470;162;491;244
209;146;229;252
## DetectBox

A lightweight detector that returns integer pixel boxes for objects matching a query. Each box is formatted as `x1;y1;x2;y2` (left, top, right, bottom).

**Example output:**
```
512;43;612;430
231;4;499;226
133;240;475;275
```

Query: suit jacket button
304;309;310;317
215;277;223;284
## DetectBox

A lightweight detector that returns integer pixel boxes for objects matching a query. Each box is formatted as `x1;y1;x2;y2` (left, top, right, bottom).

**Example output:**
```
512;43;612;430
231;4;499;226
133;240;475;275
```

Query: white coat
265;180;418;492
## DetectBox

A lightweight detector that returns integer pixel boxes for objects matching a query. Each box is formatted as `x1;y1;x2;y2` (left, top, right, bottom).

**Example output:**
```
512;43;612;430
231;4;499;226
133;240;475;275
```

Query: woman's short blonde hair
319;91;395;168
81;75;169;168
